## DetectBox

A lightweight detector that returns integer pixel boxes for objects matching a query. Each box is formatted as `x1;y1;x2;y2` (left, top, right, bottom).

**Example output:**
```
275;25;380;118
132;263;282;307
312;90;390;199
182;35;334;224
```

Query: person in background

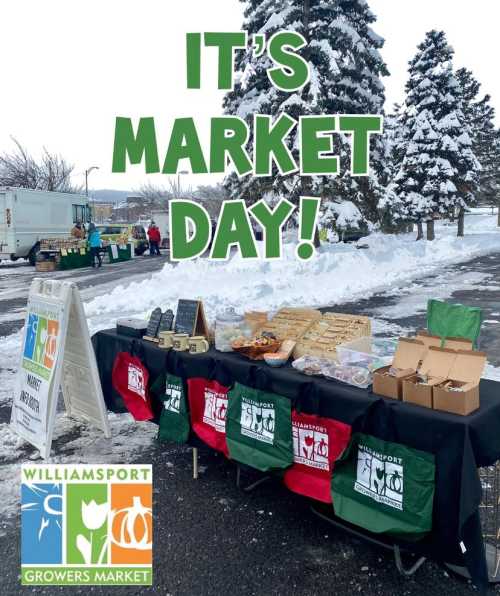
71;222;85;239
87;223;102;268
147;221;161;256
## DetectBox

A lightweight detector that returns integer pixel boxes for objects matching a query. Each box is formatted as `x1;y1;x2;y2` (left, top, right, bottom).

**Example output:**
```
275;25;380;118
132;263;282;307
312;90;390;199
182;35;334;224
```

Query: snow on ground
0;412;157;526
1;213;500;522
85;214;500;327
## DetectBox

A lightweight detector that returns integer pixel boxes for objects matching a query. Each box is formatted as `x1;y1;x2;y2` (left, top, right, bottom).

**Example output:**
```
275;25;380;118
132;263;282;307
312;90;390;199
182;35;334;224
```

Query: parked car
96;223;149;255
0;188;90;265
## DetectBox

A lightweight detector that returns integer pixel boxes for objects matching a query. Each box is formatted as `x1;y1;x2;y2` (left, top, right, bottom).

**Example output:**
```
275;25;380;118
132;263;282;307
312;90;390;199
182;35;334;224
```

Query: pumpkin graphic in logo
110;496;152;551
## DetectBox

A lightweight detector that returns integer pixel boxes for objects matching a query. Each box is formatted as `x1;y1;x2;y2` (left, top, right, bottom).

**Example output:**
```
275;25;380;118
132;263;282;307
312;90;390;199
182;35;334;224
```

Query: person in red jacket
147;222;161;256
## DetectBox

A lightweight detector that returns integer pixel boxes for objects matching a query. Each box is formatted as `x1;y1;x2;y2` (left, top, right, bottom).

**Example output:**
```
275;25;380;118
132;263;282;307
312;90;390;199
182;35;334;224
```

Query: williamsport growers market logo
21;464;152;586
240;397;275;444
292;421;329;470
164;382;182;414
354;444;404;510
128;364;146;399
203;388;228;433
23;311;59;379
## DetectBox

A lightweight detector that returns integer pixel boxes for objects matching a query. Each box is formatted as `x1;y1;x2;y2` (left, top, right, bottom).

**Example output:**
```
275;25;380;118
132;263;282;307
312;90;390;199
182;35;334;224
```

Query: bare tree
135;181;173;204
0;138;81;192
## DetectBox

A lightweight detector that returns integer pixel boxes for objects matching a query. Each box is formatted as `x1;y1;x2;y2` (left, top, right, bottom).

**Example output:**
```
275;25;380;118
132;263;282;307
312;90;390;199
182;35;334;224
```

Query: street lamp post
85;166;100;197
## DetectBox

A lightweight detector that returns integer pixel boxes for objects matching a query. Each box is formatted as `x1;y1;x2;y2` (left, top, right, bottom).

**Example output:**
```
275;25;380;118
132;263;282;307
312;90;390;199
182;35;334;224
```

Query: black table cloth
92;329;500;589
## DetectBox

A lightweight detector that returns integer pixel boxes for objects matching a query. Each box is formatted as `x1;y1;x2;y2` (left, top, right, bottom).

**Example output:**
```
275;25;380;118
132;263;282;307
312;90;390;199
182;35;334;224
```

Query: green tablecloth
107;244;132;263
47;243;131;271
58;250;92;270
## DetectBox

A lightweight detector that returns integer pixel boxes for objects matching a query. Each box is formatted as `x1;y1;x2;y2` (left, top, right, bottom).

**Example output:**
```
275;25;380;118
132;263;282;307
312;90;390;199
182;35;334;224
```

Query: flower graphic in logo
76;499;109;564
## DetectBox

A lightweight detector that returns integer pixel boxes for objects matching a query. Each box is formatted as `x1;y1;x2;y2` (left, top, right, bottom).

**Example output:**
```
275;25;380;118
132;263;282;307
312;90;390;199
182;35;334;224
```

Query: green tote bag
154;373;190;444
331;433;435;538
226;383;293;472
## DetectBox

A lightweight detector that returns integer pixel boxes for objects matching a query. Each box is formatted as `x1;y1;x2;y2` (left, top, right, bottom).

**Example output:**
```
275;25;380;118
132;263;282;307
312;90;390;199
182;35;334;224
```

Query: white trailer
0;188;90;264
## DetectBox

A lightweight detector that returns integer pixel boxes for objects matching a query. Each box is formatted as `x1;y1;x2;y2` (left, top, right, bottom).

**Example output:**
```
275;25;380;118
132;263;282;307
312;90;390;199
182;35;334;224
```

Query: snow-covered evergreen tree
223;0;291;205
224;0;389;226
390;30;480;240
456;68;499;212
378;103;412;232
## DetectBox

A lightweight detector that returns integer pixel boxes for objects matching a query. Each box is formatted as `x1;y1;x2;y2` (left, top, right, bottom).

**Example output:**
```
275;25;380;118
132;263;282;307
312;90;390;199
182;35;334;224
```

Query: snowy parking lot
1;215;500;594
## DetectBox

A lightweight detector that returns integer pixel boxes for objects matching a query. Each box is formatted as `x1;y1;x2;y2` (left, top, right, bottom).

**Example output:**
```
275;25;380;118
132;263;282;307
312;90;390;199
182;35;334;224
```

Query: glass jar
215;308;250;352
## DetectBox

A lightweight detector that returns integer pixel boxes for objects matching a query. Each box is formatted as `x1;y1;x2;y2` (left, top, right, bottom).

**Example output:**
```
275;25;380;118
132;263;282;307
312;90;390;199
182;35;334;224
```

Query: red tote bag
187;378;230;456
283;410;351;503
112;352;154;421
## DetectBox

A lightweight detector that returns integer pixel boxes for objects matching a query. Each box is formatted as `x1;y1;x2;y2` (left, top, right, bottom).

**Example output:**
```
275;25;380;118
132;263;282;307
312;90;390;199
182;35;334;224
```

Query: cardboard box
373;338;427;400
403;347;457;409
416;330;473;351
433;350;486;416
416;331;442;349
443;337;474;351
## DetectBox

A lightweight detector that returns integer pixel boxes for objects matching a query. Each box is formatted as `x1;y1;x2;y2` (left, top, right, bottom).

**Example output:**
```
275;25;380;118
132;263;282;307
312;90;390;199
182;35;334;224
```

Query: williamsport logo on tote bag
157;374;190;444
112;352;153;421
225;383;293;472
187;378;229;456
331;433;436;537
283;411;351;504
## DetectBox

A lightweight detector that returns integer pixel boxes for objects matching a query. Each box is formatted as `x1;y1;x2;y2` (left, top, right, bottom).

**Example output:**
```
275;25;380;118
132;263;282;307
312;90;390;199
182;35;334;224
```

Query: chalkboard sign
158;309;174;333
174;299;209;337
145;307;162;338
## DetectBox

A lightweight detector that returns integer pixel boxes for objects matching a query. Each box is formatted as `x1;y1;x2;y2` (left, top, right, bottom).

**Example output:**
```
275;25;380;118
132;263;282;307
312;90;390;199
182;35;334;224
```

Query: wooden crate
35;260;57;272
255;308;321;341
293;313;371;360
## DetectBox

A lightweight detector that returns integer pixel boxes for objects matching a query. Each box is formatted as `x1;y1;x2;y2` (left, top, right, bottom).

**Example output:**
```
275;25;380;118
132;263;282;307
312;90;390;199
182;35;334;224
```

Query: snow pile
85;214;500;328
321;200;365;229
0;412;158;522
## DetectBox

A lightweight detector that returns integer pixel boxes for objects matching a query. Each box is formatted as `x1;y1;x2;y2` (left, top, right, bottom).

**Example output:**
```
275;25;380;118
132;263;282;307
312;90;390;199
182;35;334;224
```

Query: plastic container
116;318;148;338
215;308;251;352
292;356;372;388
322;363;372;389
336;336;397;371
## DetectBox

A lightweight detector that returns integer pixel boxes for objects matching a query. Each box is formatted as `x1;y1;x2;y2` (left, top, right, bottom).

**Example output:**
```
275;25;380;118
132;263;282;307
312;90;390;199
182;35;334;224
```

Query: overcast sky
1;0;499;193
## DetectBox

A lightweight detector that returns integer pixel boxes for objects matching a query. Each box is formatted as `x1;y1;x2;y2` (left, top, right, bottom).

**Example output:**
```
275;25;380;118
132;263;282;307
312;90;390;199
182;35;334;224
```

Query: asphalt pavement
1;251;500;595
0;253;170;338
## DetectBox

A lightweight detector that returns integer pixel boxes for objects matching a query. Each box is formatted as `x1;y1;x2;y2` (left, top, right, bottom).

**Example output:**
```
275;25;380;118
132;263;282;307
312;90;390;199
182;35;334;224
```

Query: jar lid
217;307;243;323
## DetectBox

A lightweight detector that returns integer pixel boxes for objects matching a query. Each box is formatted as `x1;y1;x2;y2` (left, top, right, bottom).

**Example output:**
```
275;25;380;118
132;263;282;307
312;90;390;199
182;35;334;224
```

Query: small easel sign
143;307;163;342
174;299;209;337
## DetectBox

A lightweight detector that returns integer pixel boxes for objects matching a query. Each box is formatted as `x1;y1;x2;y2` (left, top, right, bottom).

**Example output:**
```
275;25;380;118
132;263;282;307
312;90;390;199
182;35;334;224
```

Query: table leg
193;447;198;479
393;545;426;577
235;464;270;492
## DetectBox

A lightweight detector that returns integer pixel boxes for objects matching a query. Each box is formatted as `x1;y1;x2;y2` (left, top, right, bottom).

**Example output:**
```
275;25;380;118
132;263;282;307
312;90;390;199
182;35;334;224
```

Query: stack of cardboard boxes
373;332;486;416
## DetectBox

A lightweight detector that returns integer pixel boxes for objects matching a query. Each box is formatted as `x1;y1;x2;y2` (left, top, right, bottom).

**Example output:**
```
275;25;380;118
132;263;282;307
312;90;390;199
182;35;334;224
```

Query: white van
0;188;90;264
